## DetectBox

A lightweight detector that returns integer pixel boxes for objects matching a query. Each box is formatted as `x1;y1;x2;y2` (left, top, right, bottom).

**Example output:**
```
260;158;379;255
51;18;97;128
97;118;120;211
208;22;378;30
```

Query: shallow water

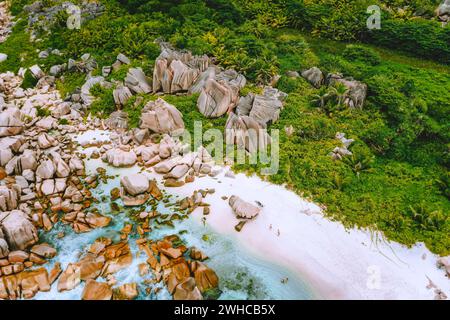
33;130;315;300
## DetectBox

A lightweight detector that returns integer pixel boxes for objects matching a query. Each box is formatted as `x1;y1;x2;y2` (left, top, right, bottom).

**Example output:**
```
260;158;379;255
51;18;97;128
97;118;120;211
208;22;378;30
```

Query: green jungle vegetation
1;0;449;254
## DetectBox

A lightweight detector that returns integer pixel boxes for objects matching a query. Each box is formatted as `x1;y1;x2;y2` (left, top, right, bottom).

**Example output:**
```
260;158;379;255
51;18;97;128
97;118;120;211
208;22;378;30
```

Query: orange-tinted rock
29;253;46;265
77;253;105;280
173;277;203;300
101;253;133;276
30;243;57;259
85;212;111;228
49;262;62;284
189;247;208;261
57;263;81;292
114;283;138;300
82;279;112;300
19;267;51;299
104;241;130;260
191;261;219;293
8;251;29;263
160;247;183;259
149;180;163;200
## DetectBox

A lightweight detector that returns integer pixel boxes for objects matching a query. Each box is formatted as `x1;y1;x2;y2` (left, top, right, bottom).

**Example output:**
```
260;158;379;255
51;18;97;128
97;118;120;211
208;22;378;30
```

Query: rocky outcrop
229;196;261;219
329;132;354;160
139;98;184;134
152;43;209;93
36;159;56;180
0;146;13;167
113;82;133;106
238;87;287;126
197;69;246;118
0;2;12;43
81;279;112;300
125;68;151;94
0;267;52;299
103;147;137;167
437;0;450;23
0;185;20;211
112;53;131;70
301;67;324;88
119;174;161;207
0;229;8;258
114;283;138;300
80;76;105;106
0;210;38;250
37;133;58;149
327;74;367;109
0;108;23;137
120;174;149;196
57;263;81;292
5;150;37;175
191;261;219;293
26;2;104;38
29;65;45;80
105;111;128;130
173;277;203;300
225;113;271;154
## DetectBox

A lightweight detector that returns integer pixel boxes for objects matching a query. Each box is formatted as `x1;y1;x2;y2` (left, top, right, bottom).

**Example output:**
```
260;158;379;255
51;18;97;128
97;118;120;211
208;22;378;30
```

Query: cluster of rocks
329;132;354;161
0;1;12;44
153;41;210;94
58;238;134;298
89;115;219;187
0;239;59;299
178;188;215;215
437;0;450;24
43;41;287;159
138;234;219;300
301;67;367;109
25;0;104;38
108;42;248;122
38;48;62;60
195;68;246;118
151;41;289;148
0;68;136;299
119;173;162;206
140;98;184;134
226;87;287;153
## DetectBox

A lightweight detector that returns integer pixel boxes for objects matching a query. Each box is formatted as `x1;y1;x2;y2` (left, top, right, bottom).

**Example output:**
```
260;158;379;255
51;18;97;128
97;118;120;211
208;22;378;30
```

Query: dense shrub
366;19;450;64
342;44;381;66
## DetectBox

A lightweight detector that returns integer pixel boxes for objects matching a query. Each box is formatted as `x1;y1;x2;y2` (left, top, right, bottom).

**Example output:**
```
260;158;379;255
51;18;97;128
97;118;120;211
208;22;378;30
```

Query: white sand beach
167;168;450;300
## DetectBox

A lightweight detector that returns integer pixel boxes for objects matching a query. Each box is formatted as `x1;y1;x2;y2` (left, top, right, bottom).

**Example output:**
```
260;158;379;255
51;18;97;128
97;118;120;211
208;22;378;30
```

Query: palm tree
312;86;331;108
330;82;349;107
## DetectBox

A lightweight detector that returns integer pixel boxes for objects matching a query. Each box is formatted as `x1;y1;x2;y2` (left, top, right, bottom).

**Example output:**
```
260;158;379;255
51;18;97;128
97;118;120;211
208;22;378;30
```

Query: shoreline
165;168;450;300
